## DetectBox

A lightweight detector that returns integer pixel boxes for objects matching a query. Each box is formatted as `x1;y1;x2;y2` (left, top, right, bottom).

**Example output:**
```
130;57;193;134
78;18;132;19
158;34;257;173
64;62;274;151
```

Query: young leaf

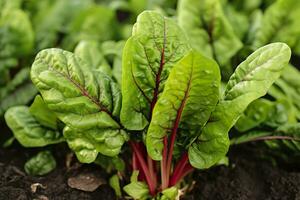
123;171;150;200
63;126;127;163
5;106;64;147
189;42;291;169
109;174;122;198
121;11;191;130
161;186;178;200
2;136;15;148
146;51;220;160
235;99;274;132
24;151;56;176
29;95;58;130
74;40;112;76
177;0;242;67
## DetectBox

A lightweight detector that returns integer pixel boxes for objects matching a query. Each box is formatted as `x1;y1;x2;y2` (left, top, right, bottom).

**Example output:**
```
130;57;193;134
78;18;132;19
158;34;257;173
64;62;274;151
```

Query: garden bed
1;143;299;200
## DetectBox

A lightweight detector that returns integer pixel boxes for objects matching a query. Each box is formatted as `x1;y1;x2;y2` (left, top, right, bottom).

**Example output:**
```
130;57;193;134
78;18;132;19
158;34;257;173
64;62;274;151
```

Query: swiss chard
4;9;293;200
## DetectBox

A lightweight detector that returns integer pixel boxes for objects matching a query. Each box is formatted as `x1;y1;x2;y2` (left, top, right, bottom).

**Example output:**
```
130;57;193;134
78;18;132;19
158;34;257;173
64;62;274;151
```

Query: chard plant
5;11;292;199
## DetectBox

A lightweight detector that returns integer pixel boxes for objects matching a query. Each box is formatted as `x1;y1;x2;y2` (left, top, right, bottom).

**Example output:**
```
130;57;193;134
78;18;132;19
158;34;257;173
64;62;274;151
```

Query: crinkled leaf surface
31;48;127;161
121;11;191;130
146;51;220;160
189;43;291;169
5;106;63;147
63;126;127;163
177;0;242;67
24;151;56;176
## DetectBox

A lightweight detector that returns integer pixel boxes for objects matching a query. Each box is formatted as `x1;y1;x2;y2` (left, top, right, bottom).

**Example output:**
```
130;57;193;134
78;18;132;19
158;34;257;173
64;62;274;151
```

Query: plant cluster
1;0;300;199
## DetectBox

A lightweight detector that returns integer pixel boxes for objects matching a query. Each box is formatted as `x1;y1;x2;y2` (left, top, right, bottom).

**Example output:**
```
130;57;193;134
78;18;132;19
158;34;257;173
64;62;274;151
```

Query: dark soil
0;144;116;200
184;145;300;200
1;143;300;200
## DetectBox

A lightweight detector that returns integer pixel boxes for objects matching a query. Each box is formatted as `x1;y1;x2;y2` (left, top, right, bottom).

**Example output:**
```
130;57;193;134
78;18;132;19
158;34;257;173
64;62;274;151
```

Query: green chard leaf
146;51;220;160
0;8;34;58
189;42;291;169
62;5;117;50
252;0;300;49
109;174;122;198
74;40;112;76
25;151;56;176
177;0;243;67
29;95;58;130
123;171;150;200
31;48;128;162
235;99;274;132
121;11;191;130
5;106;63;147
0;67;38;115
160;187;178;200
269;65;300;120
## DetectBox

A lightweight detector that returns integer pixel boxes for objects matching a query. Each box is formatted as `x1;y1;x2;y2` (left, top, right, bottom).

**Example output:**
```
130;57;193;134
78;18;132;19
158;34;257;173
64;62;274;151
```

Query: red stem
161;137;169;190
176;164;194;183
130;142;156;195
132;151;138;171
165;125;178;187
147;154;157;188
170;153;188;185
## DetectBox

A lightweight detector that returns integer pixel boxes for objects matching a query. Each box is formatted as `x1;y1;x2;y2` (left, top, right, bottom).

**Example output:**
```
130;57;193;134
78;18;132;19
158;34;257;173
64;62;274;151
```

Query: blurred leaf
5;106;64;147
24;151;56;176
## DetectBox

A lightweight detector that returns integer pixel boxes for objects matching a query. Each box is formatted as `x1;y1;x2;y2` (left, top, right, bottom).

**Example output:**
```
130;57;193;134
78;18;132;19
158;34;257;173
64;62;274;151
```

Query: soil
1;141;300;200
1;115;300;200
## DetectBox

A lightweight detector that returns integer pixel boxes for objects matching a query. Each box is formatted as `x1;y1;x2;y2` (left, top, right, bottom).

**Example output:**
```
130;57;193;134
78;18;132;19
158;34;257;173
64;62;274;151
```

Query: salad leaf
74;40;111;76
121;11;191;130
5;106;64;147
252;0;300;49
235;99;273;132
63;126;127;163
24;151;56;176
177;0;242;67
123;171;150;200
29;95;58;130
146;51;220;160
31;48;128;161
189;42;291;169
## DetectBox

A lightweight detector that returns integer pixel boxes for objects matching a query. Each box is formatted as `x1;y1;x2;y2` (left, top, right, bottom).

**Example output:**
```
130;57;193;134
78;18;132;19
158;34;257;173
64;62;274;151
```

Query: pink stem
161;137;169;190
130;142;156;196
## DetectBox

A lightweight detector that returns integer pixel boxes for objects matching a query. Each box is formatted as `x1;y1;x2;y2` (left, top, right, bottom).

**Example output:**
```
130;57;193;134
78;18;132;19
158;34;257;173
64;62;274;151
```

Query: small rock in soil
68;172;106;192
31;183;46;193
